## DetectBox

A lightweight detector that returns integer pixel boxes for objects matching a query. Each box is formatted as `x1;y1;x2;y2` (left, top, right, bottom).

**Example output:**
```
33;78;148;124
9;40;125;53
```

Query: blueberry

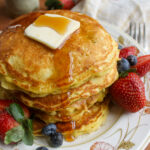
126;55;137;66
49;132;63;148
42;123;57;136
118;44;123;50
117;58;130;73
36;147;48;150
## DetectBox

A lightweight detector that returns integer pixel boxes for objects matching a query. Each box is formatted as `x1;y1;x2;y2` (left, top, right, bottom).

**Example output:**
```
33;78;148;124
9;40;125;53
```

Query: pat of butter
24;14;80;49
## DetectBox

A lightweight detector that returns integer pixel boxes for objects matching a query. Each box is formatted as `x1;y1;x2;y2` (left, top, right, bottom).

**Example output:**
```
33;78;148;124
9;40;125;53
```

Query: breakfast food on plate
0;8;149;148
0;10;119;96
0;7;149;149
0;9;119;144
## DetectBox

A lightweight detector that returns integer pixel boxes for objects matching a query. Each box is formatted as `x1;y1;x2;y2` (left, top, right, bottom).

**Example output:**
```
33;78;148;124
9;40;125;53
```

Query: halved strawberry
0;102;33;145
109;73;146;112
132;55;150;77
119;46;139;58
0;111;19;141
0;100;30;118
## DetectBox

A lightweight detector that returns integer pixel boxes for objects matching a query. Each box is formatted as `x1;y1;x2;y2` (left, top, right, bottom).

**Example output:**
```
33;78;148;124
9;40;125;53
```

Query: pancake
0;85;10;99
33;119;46;137
33;97;109;141
0;85;16;100
35;91;107;123
0;10;119;95
57;99;109;140
18;62;118;112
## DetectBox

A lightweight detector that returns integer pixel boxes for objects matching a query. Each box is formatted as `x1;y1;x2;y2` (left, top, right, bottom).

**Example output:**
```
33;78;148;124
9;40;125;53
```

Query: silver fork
129;22;146;48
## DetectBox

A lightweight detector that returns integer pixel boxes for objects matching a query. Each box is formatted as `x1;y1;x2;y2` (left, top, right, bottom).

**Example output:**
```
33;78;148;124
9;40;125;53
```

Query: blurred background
0;0;46;29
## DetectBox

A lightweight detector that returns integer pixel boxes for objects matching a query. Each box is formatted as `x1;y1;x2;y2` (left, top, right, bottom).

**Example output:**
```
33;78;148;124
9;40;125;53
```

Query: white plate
0;21;150;150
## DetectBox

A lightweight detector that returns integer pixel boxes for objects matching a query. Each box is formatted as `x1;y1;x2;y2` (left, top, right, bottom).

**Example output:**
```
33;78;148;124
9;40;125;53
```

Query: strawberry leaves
119;68;137;78
22;119;33;145
4;126;24;144
45;0;75;10
5;103;33;145
45;0;63;10
8;103;24;123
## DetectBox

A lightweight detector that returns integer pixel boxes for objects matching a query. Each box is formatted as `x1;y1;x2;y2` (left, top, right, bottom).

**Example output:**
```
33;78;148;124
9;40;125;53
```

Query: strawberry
132;55;150;77
0;111;19;141
119;46;139;58
0;100;14;112
0;100;30;118
109;73;146;112
0;102;33;145
45;0;78;10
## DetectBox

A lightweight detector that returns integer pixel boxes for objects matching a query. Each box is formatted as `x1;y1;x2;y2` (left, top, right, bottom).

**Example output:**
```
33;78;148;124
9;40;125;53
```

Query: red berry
119;46;139;58
0;100;14;112
60;0;75;9
0;111;19;141
109;73;146;112
20;104;30;118
0;100;30;118
132;55;150;77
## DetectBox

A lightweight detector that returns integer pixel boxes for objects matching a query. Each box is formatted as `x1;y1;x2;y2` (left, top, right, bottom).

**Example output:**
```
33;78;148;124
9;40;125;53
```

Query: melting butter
25;14;80;49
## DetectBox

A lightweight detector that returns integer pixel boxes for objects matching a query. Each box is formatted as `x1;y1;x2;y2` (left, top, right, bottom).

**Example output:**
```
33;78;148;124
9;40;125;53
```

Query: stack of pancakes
0;10;119;140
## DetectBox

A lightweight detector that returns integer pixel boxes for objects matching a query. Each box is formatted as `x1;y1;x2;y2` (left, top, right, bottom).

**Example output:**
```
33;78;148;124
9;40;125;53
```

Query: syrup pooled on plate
34;15;70;35
57;121;76;142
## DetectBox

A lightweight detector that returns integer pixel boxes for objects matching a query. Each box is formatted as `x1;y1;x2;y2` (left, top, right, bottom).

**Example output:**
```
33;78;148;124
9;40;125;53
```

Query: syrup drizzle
53;51;74;86
145;101;150;114
34;15;70;35
57;121;76;141
146;101;150;107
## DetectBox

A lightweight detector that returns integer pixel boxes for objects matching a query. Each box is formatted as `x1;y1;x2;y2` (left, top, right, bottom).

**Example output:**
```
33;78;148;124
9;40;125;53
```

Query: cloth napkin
72;0;150;53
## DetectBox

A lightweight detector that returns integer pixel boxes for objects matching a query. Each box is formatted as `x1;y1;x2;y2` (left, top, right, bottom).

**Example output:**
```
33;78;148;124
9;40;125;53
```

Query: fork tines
129;22;146;48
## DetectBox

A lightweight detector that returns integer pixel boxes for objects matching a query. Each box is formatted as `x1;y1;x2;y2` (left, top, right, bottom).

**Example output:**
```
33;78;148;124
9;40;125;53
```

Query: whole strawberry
110;73;146;112
132;55;150;77
45;0;78;10
119;46;139;58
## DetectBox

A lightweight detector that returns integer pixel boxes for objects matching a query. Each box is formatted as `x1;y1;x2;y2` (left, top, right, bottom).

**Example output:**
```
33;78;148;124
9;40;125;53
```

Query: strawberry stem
119;68;137;78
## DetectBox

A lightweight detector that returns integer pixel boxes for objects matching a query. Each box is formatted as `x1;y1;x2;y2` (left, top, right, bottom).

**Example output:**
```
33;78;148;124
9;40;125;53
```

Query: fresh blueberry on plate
42;123;57;136
49;132;63;148
36;146;48;150
117;58;130;73
126;55;137;66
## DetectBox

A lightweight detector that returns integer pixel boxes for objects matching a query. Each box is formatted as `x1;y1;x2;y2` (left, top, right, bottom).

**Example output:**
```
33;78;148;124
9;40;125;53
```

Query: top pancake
0;10;118;95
